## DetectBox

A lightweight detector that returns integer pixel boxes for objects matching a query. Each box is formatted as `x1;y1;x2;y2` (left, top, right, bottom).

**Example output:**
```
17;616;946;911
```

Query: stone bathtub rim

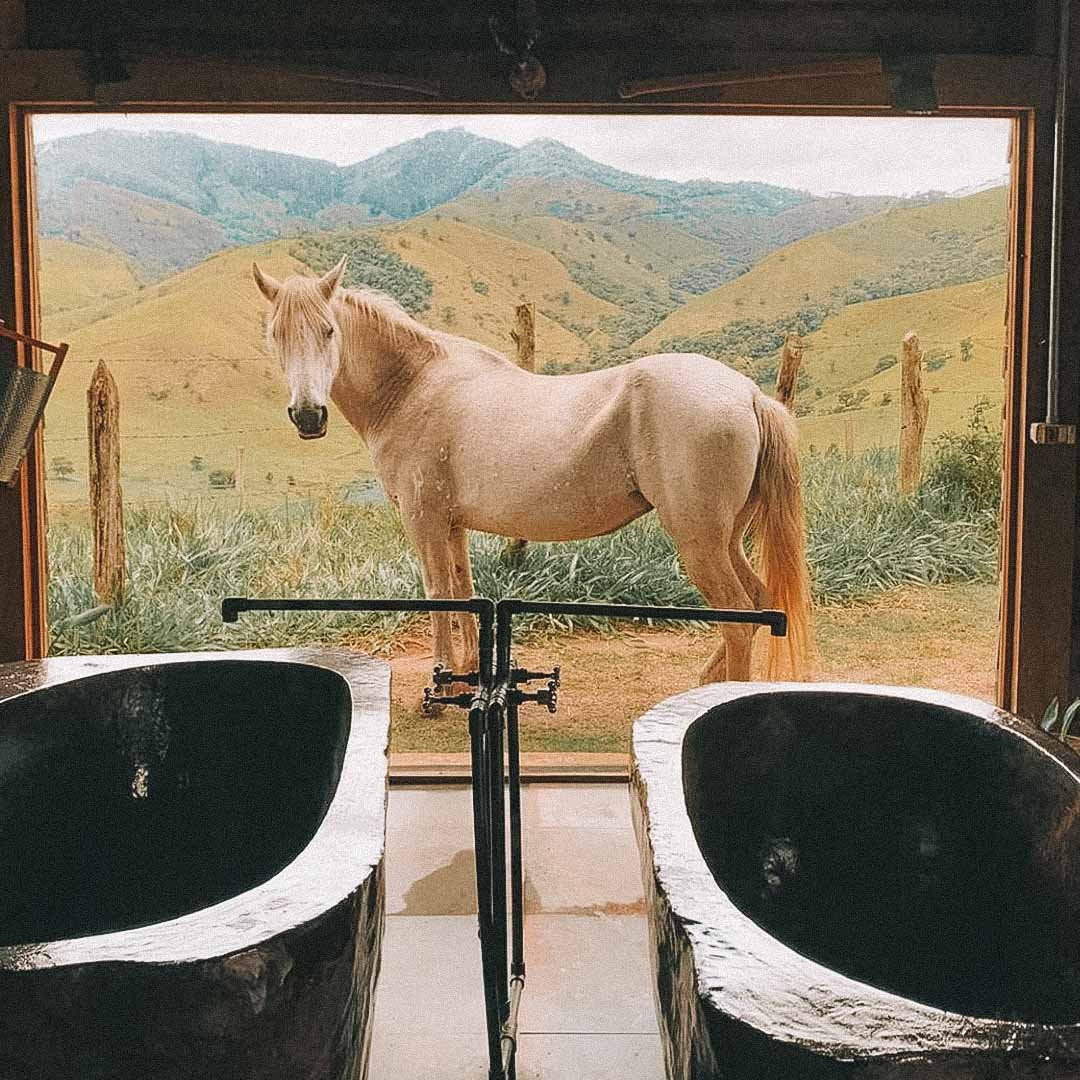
632;680;1080;1062
0;646;389;972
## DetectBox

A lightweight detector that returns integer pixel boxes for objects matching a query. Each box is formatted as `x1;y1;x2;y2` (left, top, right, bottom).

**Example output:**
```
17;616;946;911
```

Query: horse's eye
324;326;334;340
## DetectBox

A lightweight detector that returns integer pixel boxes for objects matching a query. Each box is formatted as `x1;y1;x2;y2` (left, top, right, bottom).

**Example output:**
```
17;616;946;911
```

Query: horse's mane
337;285;446;362
274;273;517;373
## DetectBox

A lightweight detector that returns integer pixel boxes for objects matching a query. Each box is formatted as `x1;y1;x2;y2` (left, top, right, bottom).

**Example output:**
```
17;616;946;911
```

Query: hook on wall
490;0;546;100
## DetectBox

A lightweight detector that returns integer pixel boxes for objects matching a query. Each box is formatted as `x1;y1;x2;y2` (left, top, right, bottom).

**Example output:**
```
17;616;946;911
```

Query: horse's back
626;353;759;403
622;352;762;436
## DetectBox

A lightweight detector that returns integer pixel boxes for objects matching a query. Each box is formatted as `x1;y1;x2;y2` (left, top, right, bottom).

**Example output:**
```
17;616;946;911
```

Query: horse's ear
318;256;348;300
252;262;281;303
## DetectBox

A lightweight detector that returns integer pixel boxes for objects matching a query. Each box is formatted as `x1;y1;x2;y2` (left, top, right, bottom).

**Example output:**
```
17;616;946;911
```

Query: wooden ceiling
25;1;1046;57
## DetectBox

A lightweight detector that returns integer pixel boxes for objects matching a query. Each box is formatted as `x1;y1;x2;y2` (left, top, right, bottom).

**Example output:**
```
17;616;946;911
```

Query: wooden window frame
0;53;1071;718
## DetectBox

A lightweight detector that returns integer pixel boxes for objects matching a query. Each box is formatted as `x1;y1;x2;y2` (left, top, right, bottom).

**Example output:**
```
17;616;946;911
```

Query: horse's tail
749;393;812;679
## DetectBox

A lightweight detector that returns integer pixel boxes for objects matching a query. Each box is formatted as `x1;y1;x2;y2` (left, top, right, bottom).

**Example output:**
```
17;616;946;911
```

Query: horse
252;256;812;684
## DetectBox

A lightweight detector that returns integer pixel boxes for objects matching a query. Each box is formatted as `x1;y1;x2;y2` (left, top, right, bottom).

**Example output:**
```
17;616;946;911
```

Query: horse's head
253;257;348;440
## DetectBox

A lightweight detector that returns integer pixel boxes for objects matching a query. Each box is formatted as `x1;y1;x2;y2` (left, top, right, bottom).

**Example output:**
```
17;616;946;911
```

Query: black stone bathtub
0;647;389;1080
632;683;1080;1078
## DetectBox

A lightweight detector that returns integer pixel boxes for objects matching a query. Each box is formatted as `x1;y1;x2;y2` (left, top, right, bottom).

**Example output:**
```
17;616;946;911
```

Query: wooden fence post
510;302;536;372
235;445;246;509
844;416;856;459
776;332;803;410
87;360;124;604
899;330;929;494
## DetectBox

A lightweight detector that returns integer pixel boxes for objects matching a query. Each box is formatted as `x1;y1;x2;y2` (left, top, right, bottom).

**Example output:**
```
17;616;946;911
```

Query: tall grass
48;443;1000;654
803;446;998;604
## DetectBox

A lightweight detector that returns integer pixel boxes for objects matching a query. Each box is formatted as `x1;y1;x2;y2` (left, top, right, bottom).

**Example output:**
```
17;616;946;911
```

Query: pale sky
32;113;1011;198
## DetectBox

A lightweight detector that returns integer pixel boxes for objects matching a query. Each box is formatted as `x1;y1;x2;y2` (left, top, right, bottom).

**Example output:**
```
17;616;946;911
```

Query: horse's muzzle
289;405;328;440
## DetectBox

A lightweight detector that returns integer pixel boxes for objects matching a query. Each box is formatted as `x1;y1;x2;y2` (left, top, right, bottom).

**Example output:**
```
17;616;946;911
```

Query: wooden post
510;302;536;372
87;360;124;605
899;330;930;494
844;416;856;459
235;446;246;509
776;332;803;410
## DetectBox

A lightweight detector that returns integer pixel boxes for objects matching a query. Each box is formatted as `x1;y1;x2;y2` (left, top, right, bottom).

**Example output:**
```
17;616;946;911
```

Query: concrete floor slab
515;1034;667;1080
520;915;659;1035
386;841;479;915
369;1030;489;1080
387;785;476;836
523;826;644;914
524;784;633;829
374;916;488;1034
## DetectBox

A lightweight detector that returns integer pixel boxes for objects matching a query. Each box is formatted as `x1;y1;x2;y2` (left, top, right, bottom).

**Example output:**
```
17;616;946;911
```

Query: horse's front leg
413;536;459;676
448;526;479;678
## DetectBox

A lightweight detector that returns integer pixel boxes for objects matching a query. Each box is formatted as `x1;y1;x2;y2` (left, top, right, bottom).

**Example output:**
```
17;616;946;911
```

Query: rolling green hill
635;186;1007;351
792;275;1007;452
39;238;140;318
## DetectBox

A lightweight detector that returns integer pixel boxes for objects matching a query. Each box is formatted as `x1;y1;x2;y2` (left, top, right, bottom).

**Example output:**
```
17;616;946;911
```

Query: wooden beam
21;1;1042;55
0;49;1057;110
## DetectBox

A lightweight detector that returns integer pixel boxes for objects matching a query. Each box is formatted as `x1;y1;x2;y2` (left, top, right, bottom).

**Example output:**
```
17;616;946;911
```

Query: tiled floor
368;784;667;1079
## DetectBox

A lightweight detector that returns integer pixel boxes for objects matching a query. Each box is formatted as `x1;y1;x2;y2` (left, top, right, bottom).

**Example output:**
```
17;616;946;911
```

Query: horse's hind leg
448;527;480;677
729;504;770;610
676;539;756;683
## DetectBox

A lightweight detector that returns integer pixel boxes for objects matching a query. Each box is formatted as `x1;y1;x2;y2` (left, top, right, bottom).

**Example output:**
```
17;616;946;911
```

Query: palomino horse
253;256;811;682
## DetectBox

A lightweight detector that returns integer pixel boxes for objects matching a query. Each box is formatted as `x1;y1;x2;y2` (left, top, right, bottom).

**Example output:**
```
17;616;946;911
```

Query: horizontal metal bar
496;599;787;637
220;595;495;623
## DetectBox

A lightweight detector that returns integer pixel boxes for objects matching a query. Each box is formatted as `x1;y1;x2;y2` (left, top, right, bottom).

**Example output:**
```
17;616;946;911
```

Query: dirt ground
379;583;999;752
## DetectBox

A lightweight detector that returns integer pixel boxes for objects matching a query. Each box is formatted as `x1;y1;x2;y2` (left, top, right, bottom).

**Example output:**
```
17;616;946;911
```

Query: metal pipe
487;694;510;1028
221;595;495;623
469;693;504;1077
500;975;526;1075
507;694;525;978
496;598;787;637
224;594;786;1080
1047;0;1072;427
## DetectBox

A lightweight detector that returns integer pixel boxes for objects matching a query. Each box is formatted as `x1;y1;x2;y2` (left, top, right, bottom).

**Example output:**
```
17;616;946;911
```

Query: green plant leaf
1041;697;1060;733
1060;699;1080;740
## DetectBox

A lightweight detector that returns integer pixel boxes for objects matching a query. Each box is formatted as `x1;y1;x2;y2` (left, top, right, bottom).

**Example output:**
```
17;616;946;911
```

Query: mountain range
35;127;918;284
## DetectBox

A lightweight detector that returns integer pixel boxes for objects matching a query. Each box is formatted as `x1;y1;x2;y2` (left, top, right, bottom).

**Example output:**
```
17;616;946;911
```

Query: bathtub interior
0;660;351;946
682;691;1080;1023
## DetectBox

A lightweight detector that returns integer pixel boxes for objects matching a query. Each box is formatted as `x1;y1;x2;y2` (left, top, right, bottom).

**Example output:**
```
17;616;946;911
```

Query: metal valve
421;685;474;715
512;664;560;688
511;675;559;714
537;680;558;714
432;663;479;687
